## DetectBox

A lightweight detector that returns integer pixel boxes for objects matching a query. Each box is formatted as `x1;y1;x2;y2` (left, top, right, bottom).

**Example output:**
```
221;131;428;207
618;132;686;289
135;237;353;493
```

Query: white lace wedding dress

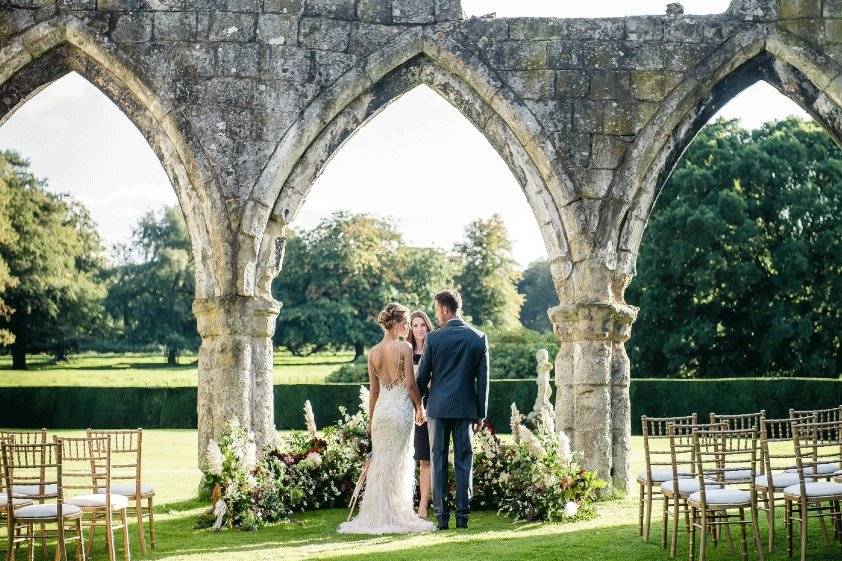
339;353;435;535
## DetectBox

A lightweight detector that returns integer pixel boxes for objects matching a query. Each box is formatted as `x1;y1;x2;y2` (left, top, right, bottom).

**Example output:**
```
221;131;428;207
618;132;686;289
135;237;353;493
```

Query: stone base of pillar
193;296;281;468
550;301;637;491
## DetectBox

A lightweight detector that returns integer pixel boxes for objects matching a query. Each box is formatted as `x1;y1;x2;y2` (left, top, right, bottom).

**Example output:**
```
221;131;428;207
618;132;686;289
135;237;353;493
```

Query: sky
0;0;811;268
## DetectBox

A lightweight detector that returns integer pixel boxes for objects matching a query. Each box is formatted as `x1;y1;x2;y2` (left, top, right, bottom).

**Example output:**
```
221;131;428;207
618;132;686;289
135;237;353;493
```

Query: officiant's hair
377;302;409;330
407;311;433;349
434;290;462;314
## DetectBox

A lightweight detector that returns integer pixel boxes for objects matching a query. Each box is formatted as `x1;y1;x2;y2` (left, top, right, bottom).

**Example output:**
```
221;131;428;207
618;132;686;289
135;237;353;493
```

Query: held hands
472;418;485;432
415;406;427;426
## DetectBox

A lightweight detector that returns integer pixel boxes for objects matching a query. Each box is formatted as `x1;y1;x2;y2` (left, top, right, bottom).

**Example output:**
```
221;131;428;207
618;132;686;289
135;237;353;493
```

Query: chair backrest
86;429;142;497
692;427;760;511
54;435;112;499
790;407;842;443
642;414;697;478
791;419;842;488
1;441;65;508
0;434;13;494
759;415;798;478
667;421;726;482
710;411;765;451
0;429;48;446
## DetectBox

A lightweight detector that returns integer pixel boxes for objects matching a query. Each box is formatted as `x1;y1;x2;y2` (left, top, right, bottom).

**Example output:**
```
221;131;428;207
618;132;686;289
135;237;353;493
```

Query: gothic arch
247;28;578;300
0;16;232;298
606;27;842;282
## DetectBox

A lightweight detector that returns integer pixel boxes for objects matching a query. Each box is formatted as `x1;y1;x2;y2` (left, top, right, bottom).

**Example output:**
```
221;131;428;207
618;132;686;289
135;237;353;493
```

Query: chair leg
639;483;645;536
76;519;85;561
645;484;653;541
56;519;66;561
752;501;766;561
699;512;707;561
5;515;13;561
818;504;832;545
119;510;130;561
786;499;793;559
688;507;697;561
671;494;681;558
105;509;116;561
87;511;97;557
765;492;774;553
737;508;748;561
134;503;146;556
147;497;155;549
662;494;669;549
799;501;808;561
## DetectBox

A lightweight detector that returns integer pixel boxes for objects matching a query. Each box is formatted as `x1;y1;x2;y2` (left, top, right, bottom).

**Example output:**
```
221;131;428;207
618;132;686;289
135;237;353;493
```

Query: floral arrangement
200;391;604;529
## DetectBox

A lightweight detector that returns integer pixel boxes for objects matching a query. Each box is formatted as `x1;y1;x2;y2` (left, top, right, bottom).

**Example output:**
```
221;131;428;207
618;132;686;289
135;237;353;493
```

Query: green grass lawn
6;431;839;561
0;351;354;387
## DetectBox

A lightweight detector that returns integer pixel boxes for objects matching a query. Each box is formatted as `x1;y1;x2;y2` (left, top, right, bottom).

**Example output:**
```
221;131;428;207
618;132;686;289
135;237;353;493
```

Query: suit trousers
427;417;473;526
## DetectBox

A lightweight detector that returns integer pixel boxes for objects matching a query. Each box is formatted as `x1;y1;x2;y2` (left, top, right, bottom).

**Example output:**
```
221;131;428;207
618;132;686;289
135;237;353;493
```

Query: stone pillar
193;296;281;466
550;302;637;491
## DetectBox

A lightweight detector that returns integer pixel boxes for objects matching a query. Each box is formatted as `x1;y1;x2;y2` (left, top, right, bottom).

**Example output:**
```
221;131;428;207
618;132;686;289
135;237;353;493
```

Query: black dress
413;352;431;462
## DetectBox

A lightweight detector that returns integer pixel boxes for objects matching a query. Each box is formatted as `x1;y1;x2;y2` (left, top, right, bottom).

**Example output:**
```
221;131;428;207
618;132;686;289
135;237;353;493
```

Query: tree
454;214;524;329
627;118;842;378
518;259;558;332
0;154;19;346
106;207;197;365
394;246;456;317
0;152;106;368
273;213;404;359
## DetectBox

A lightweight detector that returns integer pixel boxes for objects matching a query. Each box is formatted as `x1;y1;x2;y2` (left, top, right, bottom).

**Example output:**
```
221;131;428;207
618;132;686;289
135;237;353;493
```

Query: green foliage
0;151;107;368
106;207;198;365
324;355;368;383
273;213;454;358
486;327;558;379
517;259;558;332
627;118;842;378
454;214;524;329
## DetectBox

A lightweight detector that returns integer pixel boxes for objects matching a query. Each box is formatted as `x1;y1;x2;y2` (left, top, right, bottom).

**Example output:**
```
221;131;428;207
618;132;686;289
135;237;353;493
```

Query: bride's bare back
368;340;415;390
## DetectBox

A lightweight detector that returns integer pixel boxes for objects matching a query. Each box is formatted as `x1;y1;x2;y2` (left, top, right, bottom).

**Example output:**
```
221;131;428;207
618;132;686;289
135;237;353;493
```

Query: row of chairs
637;406;842;561
0;429;156;561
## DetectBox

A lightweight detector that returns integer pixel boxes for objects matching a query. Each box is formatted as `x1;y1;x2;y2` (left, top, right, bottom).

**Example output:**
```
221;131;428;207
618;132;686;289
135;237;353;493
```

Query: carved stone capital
193;296;282;338
549;302;638;343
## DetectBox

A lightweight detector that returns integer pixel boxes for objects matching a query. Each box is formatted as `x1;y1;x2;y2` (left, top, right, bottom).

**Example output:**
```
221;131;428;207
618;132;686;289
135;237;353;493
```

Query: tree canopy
627;118;842;378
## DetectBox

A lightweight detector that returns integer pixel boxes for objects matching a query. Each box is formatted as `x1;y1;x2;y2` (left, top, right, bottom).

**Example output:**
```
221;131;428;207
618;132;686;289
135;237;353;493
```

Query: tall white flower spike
518;424;546;458
557;429;572;463
358;386;370;413
510;403;522;443
243;432;257;471
304;400;318;438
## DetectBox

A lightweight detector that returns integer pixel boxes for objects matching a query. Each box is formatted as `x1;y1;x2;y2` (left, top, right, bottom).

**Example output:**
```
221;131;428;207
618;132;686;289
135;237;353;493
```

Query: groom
416;289;489;530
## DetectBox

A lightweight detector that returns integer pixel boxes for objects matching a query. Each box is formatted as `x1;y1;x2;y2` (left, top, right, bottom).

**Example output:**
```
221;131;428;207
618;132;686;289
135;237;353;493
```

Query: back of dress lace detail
375;351;405;390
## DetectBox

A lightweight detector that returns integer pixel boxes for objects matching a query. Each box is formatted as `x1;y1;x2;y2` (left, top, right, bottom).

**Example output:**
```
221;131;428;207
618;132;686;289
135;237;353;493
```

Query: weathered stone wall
1;0;841;487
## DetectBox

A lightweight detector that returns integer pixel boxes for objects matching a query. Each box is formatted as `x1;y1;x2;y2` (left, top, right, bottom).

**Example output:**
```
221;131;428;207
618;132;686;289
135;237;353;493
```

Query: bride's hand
415;407;426;426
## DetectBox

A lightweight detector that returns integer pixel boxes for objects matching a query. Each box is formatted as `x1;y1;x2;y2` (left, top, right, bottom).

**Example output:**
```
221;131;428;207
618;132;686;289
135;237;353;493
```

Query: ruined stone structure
1;0;840;489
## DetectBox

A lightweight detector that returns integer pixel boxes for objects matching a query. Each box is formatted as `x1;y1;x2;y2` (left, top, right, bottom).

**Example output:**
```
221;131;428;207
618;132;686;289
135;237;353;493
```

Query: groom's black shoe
436;516;449;530
456;517;468;529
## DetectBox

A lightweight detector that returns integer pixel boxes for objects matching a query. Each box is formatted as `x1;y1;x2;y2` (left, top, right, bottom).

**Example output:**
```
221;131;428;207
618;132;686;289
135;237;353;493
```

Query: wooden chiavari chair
661;422;726;557
688;427;765;561
784;418;842;561
57;436;130;561
639;414;697;541
0;430;54;500
87;429;154;555
756;415;804;553
1;440;85;561
0;436;32;554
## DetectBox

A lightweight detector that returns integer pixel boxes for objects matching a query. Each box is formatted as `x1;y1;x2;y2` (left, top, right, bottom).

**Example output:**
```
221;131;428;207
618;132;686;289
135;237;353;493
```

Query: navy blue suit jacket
416;318;489;420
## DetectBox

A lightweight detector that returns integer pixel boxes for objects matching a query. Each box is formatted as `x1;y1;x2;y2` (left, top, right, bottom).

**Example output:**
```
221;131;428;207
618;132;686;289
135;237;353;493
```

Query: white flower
205;440;224;476
304;400;318;438
498;472;510;484
359;386;370;413
563;501;578;518
243;432;257;471
510;403;522;443
557;430;572;463
245;474;257;488
518;425;546;458
306;451;322;466
540;408;556;435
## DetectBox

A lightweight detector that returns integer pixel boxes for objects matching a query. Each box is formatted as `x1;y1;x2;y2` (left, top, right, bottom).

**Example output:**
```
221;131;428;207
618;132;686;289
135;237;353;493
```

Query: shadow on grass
2;360;200;372
131;499;842;561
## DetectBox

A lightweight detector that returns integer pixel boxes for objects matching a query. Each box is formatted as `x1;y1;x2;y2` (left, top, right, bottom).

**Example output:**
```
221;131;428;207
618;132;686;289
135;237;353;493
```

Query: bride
339;303;436;534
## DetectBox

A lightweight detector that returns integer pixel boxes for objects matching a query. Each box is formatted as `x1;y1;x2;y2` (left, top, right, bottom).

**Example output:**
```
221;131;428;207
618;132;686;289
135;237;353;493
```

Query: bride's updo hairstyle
377;302;409;330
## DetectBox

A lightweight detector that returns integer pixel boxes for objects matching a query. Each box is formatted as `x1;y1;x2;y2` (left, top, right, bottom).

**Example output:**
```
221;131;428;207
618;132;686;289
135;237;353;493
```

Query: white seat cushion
13;504;81;519
0;493;32;508
11;484;58;497
67;494;129;509
661;479;722;496
783;481;842;498
785;463;840;476
638;468;690;483
722;469;752;481
689;489;751;506
99;483;154;497
755;473;809;489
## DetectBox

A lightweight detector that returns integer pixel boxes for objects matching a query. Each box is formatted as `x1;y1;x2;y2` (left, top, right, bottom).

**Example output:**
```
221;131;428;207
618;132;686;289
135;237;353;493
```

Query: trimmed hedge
1;379;840;434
